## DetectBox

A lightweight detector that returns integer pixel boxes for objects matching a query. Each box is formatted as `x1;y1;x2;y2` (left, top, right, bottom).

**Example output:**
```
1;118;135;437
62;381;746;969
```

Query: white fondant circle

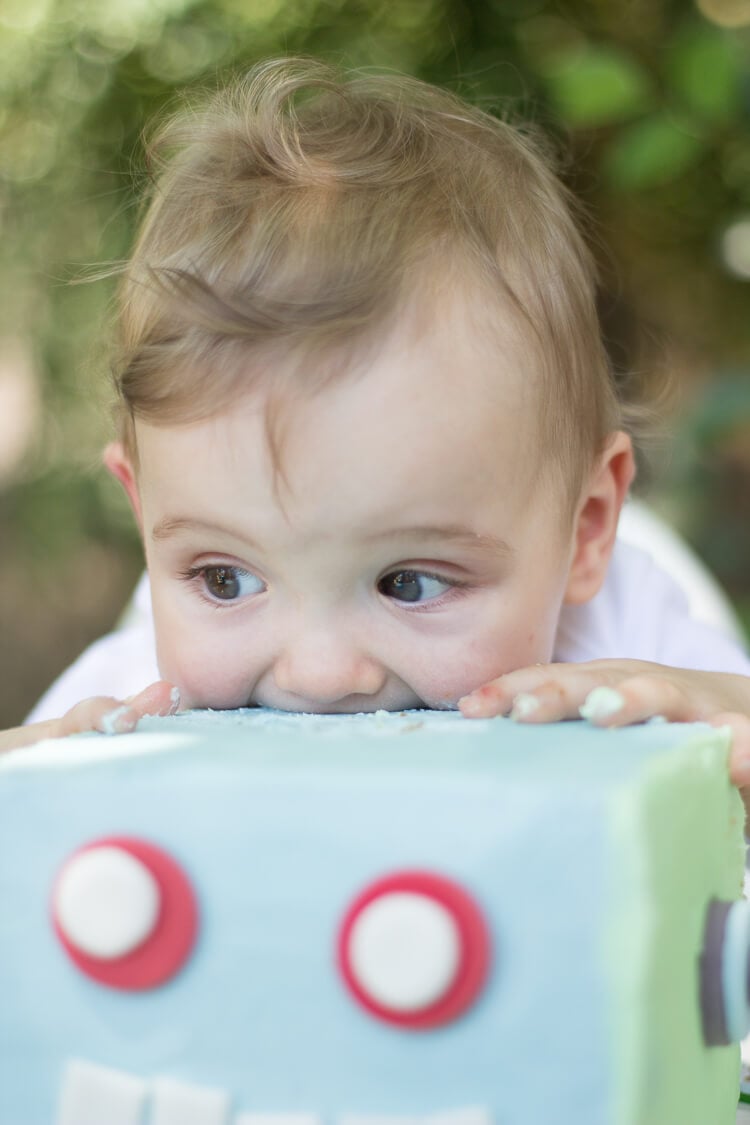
348;890;461;1011
55;845;160;959
722;899;750;1041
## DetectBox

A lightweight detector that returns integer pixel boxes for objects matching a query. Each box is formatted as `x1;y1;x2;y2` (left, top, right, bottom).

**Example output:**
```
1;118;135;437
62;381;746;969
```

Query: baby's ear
103;442;143;531
564;431;635;606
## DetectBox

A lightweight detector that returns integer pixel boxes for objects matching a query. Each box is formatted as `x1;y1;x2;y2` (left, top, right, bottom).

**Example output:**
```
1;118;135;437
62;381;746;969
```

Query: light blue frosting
0;710;730;1122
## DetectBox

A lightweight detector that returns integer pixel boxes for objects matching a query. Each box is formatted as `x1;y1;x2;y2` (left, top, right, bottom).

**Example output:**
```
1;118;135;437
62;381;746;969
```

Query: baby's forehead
300;275;540;400
134;308;549;525
273;288;536;422
138;290;539;460
127;269;553;530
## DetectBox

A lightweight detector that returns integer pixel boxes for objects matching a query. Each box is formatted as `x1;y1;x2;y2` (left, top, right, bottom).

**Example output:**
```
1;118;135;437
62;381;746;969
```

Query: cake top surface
0;709;728;792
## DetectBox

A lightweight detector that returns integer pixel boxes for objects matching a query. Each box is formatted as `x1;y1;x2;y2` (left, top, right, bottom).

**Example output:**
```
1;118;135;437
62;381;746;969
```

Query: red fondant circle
52;836;198;991
338;870;491;1029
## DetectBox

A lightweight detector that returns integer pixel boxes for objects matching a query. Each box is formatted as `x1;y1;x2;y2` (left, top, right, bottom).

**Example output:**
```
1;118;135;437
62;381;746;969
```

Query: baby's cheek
424;627;553;703
155;632;249;711
406;650;500;708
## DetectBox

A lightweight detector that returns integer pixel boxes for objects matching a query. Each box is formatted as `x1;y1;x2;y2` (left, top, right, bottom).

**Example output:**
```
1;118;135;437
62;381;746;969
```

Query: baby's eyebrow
150;516;260;547
364;525;514;557
151;517;513;558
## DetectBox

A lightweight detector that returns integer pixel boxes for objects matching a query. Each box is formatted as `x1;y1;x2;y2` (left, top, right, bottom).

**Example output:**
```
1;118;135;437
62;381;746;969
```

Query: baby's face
132;303;580;713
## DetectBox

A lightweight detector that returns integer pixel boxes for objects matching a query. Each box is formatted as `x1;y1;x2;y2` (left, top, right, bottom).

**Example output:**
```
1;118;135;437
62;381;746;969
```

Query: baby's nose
272;626;386;708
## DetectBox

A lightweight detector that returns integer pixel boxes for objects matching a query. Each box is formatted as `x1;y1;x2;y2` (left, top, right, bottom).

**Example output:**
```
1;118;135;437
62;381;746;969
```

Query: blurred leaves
666;373;750;611
667;21;745;121
542;44;653;127
603;113;706;188
689;372;750;446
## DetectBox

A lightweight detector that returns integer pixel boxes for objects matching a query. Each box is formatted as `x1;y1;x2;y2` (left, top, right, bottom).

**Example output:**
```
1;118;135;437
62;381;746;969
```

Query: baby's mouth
57;1058;490;1125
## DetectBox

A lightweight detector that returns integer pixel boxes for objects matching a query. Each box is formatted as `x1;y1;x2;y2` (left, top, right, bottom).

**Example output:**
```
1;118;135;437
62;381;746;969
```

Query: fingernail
100;705;136;736
141;686;182;719
579;687;625;723
458;694;483;717
510;693;540;721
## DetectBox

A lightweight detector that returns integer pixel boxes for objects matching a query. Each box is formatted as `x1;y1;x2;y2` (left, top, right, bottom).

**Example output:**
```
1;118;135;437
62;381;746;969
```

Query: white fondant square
151;1076;230;1125
57;1059;148;1125
339;1111;491;1125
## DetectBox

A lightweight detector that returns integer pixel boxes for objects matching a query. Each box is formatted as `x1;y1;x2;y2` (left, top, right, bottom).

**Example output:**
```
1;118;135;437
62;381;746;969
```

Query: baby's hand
0;681;180;755
459;660;750;809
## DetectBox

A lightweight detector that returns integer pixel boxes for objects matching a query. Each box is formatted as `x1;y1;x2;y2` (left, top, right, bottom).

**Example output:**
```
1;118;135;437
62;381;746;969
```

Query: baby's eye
201;566;264;601
377;570;451;603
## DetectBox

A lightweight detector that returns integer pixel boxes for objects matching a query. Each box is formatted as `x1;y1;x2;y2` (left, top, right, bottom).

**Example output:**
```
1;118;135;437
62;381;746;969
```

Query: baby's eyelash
381;569;472;589
179;565;206;584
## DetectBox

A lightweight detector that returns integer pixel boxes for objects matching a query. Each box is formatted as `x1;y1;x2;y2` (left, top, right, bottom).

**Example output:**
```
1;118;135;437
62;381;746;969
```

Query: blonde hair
114;57;622;501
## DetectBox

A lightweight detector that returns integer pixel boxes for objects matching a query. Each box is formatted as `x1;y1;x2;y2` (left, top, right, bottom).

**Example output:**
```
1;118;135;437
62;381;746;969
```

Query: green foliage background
1;0;749;724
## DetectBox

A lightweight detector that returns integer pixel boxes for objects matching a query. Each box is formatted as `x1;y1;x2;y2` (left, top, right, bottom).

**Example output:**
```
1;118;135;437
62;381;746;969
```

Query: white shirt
25;538;750;724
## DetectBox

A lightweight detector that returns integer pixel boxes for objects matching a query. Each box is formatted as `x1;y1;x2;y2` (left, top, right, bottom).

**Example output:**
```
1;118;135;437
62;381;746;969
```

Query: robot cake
0;708;748;1124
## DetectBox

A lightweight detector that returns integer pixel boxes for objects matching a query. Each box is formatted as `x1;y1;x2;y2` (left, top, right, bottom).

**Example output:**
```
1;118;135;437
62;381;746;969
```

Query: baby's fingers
0;682;180;756
578;676;701;728
0;697;137;754
62;696;137;737
459;664;606;721
510;676;611;723
459;661;708;728
125;682;181;721
64;681;180;738
510;673;678;725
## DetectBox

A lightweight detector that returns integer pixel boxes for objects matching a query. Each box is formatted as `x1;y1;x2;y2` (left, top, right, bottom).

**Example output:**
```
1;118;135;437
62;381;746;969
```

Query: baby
4;59;750;781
